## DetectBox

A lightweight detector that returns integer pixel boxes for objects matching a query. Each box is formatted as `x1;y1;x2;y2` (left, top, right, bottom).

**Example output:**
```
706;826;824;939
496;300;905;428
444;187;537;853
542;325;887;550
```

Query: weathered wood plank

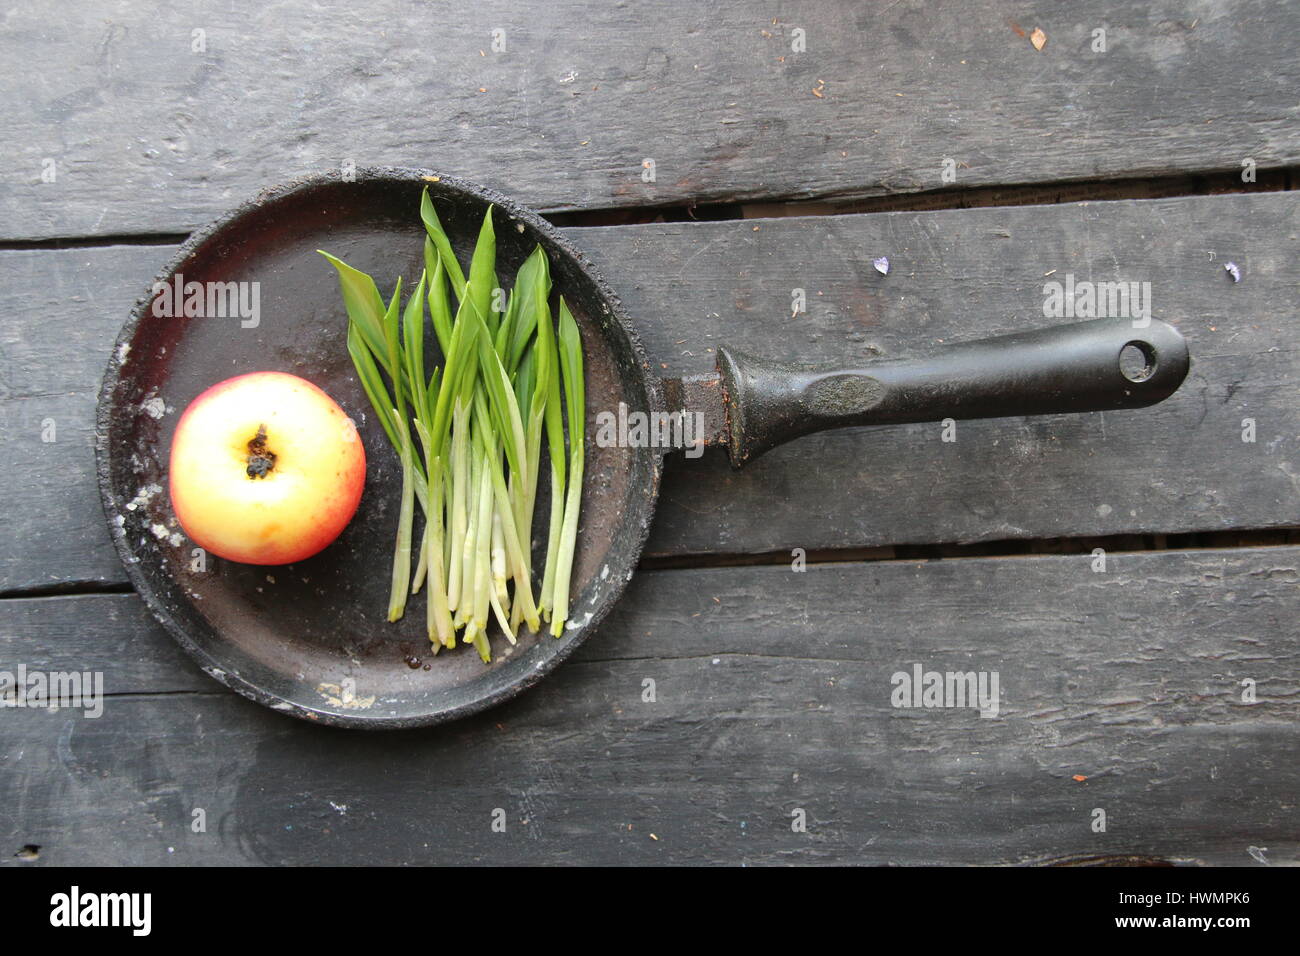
1;547;1295;865
0;245;174;590
587;193;1300;557
1;194;1296;589
3;0;1297;239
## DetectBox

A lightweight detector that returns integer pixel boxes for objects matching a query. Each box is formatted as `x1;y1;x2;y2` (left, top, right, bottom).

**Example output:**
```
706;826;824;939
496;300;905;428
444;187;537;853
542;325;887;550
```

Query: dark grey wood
3;0;1297;240
1;547;1295;865
0;245;175;591
5;193;1294;590
583;193;1300;557
2;194;1296;591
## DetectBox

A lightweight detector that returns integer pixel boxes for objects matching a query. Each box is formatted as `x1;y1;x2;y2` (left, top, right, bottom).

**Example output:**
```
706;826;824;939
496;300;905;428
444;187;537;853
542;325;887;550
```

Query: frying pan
96;168;1190;728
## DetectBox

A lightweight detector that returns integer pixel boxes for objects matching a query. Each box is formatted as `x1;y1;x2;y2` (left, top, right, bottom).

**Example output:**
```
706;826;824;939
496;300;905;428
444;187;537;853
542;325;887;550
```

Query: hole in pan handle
715;317;1191;466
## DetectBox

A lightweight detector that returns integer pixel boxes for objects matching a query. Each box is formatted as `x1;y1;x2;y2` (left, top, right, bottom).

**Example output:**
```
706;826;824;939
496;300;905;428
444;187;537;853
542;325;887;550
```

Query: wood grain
1;547;1294;865
588;194;1300;558
2;193;1297;591
2;0;1297;239
0;244;174;591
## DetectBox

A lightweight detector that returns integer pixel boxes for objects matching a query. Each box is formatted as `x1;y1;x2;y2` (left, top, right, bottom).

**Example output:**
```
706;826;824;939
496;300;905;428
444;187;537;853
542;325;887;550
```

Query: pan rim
94;166;664;729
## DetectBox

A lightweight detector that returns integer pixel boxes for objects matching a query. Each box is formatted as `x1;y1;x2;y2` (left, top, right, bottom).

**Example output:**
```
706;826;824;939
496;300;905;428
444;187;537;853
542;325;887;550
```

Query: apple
169;371;366;565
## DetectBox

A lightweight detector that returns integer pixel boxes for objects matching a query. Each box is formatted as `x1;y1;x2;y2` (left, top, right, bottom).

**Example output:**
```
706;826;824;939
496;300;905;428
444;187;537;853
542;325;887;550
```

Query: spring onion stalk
321;189;585;661
491;507;508;602
411;528;428;594
458;436;478;626
488;573;515;646
388;406;416;622
378;275;419;623
536;268;565;621
550;299;585;637
414;418;454;647
519;254;552;562
472;389;541;634
538;451;565;622
470;444;494;659
404;275;431;595
445;398;467;613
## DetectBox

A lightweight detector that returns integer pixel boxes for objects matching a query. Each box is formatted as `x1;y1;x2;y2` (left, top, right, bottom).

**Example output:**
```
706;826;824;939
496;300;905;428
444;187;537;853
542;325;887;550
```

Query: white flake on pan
141;397;166;419
125;483;162;511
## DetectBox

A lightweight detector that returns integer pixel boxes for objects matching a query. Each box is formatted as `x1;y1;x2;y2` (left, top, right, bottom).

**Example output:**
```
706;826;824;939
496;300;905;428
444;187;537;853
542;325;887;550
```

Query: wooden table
2;0;1296;866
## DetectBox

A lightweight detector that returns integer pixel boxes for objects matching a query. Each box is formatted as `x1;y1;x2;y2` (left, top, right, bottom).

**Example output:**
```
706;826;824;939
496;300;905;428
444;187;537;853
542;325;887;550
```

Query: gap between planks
641;528;1300;571
1;167;1295;249
553;165;1299;226
2;529;1296;602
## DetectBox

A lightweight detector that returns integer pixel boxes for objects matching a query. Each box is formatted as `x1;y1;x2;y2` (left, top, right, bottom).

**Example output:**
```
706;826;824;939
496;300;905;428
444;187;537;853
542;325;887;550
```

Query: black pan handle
717;317;1190;465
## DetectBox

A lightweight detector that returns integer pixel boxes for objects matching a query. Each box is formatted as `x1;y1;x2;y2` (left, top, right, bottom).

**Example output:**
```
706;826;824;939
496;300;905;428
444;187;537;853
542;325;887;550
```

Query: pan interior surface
96;170;661;727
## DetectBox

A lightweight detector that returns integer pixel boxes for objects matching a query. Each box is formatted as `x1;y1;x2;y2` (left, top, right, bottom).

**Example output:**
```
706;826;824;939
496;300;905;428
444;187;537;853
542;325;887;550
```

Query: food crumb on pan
317;681;376;710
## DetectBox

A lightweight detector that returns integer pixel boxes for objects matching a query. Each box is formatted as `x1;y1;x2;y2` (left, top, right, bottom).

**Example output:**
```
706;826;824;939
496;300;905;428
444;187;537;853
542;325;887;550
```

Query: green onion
320;188;584;662
388;404;416;622
550;298;585;637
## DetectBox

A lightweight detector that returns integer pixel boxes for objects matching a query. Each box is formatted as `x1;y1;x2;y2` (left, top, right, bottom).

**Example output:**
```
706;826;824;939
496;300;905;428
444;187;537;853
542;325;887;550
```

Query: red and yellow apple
169;372;365;565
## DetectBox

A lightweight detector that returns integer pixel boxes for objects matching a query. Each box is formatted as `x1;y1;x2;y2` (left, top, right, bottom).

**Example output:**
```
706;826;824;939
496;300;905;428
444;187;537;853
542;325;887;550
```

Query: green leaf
558;298;585;446
420;187;467;299
318;252;393;374
429;294;481;459
465;207;497;345
514;345;537;413
347;321;399;451
464;296;526;481
507;247;550;372
381;278;407;424
494;272;520;359
425;245;453;358
402;270;429;421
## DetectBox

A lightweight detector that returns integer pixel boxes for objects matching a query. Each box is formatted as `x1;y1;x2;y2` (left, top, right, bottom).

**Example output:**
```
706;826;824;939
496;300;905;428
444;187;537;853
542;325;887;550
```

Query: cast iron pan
96;168;1191;728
